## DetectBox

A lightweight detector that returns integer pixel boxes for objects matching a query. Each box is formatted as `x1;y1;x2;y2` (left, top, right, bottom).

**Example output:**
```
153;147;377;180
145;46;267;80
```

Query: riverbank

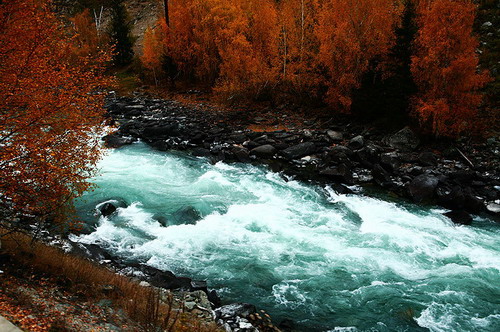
0;229;220;331
103;92;500;225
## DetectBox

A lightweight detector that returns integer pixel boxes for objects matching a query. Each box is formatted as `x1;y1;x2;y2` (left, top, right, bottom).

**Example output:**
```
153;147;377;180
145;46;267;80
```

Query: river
73;142;500;331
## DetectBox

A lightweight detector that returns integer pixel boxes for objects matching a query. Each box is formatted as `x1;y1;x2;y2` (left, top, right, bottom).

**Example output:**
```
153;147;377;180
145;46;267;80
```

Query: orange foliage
411;0;490;136
70;8;108;59
316;0;403;110
279;0;322;96
143;0;279;100
0;0;111;223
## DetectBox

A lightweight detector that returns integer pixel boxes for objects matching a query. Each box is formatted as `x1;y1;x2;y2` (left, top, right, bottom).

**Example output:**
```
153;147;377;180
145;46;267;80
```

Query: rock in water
408;175;439;203
444;210;472;225
98;203;117;217
96;199;127;217
171;206;201;225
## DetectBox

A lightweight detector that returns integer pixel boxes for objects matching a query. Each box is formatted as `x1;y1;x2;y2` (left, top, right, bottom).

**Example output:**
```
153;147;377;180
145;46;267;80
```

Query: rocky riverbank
103;94;500;225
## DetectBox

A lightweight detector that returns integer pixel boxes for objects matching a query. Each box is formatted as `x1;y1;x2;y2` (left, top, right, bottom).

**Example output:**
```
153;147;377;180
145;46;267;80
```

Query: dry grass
0;229;220;332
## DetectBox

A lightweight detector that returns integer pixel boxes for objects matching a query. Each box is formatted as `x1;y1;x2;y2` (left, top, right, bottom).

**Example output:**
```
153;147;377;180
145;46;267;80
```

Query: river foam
74;143;500;331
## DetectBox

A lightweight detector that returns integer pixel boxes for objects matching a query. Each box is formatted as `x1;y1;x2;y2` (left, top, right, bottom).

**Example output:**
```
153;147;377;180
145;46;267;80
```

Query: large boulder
408;174;439;203
281;142;317;160
388;127;419;152
444;210;472;225
250;144;277;159
96;199;127;217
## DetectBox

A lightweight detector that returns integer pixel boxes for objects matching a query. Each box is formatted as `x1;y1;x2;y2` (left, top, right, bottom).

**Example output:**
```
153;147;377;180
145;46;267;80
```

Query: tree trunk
163;0;169;27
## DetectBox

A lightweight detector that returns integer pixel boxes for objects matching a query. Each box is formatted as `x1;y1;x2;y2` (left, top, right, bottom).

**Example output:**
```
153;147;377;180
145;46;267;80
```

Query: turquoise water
74;142;500;331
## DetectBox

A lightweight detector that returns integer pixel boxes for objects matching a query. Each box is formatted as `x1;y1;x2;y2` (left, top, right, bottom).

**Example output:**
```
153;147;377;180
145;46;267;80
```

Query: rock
208;290;221;308
372;164;391;186
185;301;197;311
464;193;484;214
250;144;277;159
330;145;354;157
142;124;180;139
232;147;251;162
171;206;201;225
102;134;136;148
215;303;256;320
320;165;353;184
99;203;116;217
190;280;208;292
437;186;465;210
388;126;419;151
192;147;212;157
444;210;472;225
281;142;317;160
418;152;438;166
138;265;192;290
486;202;500;214
96;199;127;217
380;152;401;172
349;135;364;150
408;174;439;203
327;130;343;142
228;133;247;144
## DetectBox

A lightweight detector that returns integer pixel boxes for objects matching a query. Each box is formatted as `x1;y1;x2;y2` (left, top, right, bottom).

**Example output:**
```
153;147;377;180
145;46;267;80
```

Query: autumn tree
279;0;322;100
143;0;279;100
70;8;110;60
411;0;490;136
315;0;403;111
0;0;111;227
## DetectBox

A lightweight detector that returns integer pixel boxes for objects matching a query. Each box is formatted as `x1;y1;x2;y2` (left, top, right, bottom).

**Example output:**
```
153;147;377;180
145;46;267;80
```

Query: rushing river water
74;142;500;331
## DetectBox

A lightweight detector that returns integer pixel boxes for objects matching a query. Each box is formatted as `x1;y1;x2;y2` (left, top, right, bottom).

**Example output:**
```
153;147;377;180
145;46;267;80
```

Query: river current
73;142;500;331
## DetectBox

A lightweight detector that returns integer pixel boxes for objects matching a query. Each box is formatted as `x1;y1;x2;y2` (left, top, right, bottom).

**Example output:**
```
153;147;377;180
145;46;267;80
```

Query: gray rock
349;135;364;150
388;127;419;151
250;145;277;159
486;202;500;214
419;152;438;166
215;303;256;319
281;142;316;160
327;130;343;142
380;152;401;171
184;301;197;311
409;174;439;203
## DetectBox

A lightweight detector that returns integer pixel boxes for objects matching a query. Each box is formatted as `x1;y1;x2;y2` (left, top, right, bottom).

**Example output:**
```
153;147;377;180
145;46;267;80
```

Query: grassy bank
0;229;220;331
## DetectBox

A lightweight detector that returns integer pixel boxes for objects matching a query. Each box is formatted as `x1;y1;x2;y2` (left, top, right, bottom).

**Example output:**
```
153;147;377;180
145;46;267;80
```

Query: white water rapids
73;142;500;331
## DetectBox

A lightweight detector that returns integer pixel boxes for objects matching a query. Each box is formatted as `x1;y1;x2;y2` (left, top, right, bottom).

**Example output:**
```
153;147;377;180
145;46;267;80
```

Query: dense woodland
0;0;499;222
